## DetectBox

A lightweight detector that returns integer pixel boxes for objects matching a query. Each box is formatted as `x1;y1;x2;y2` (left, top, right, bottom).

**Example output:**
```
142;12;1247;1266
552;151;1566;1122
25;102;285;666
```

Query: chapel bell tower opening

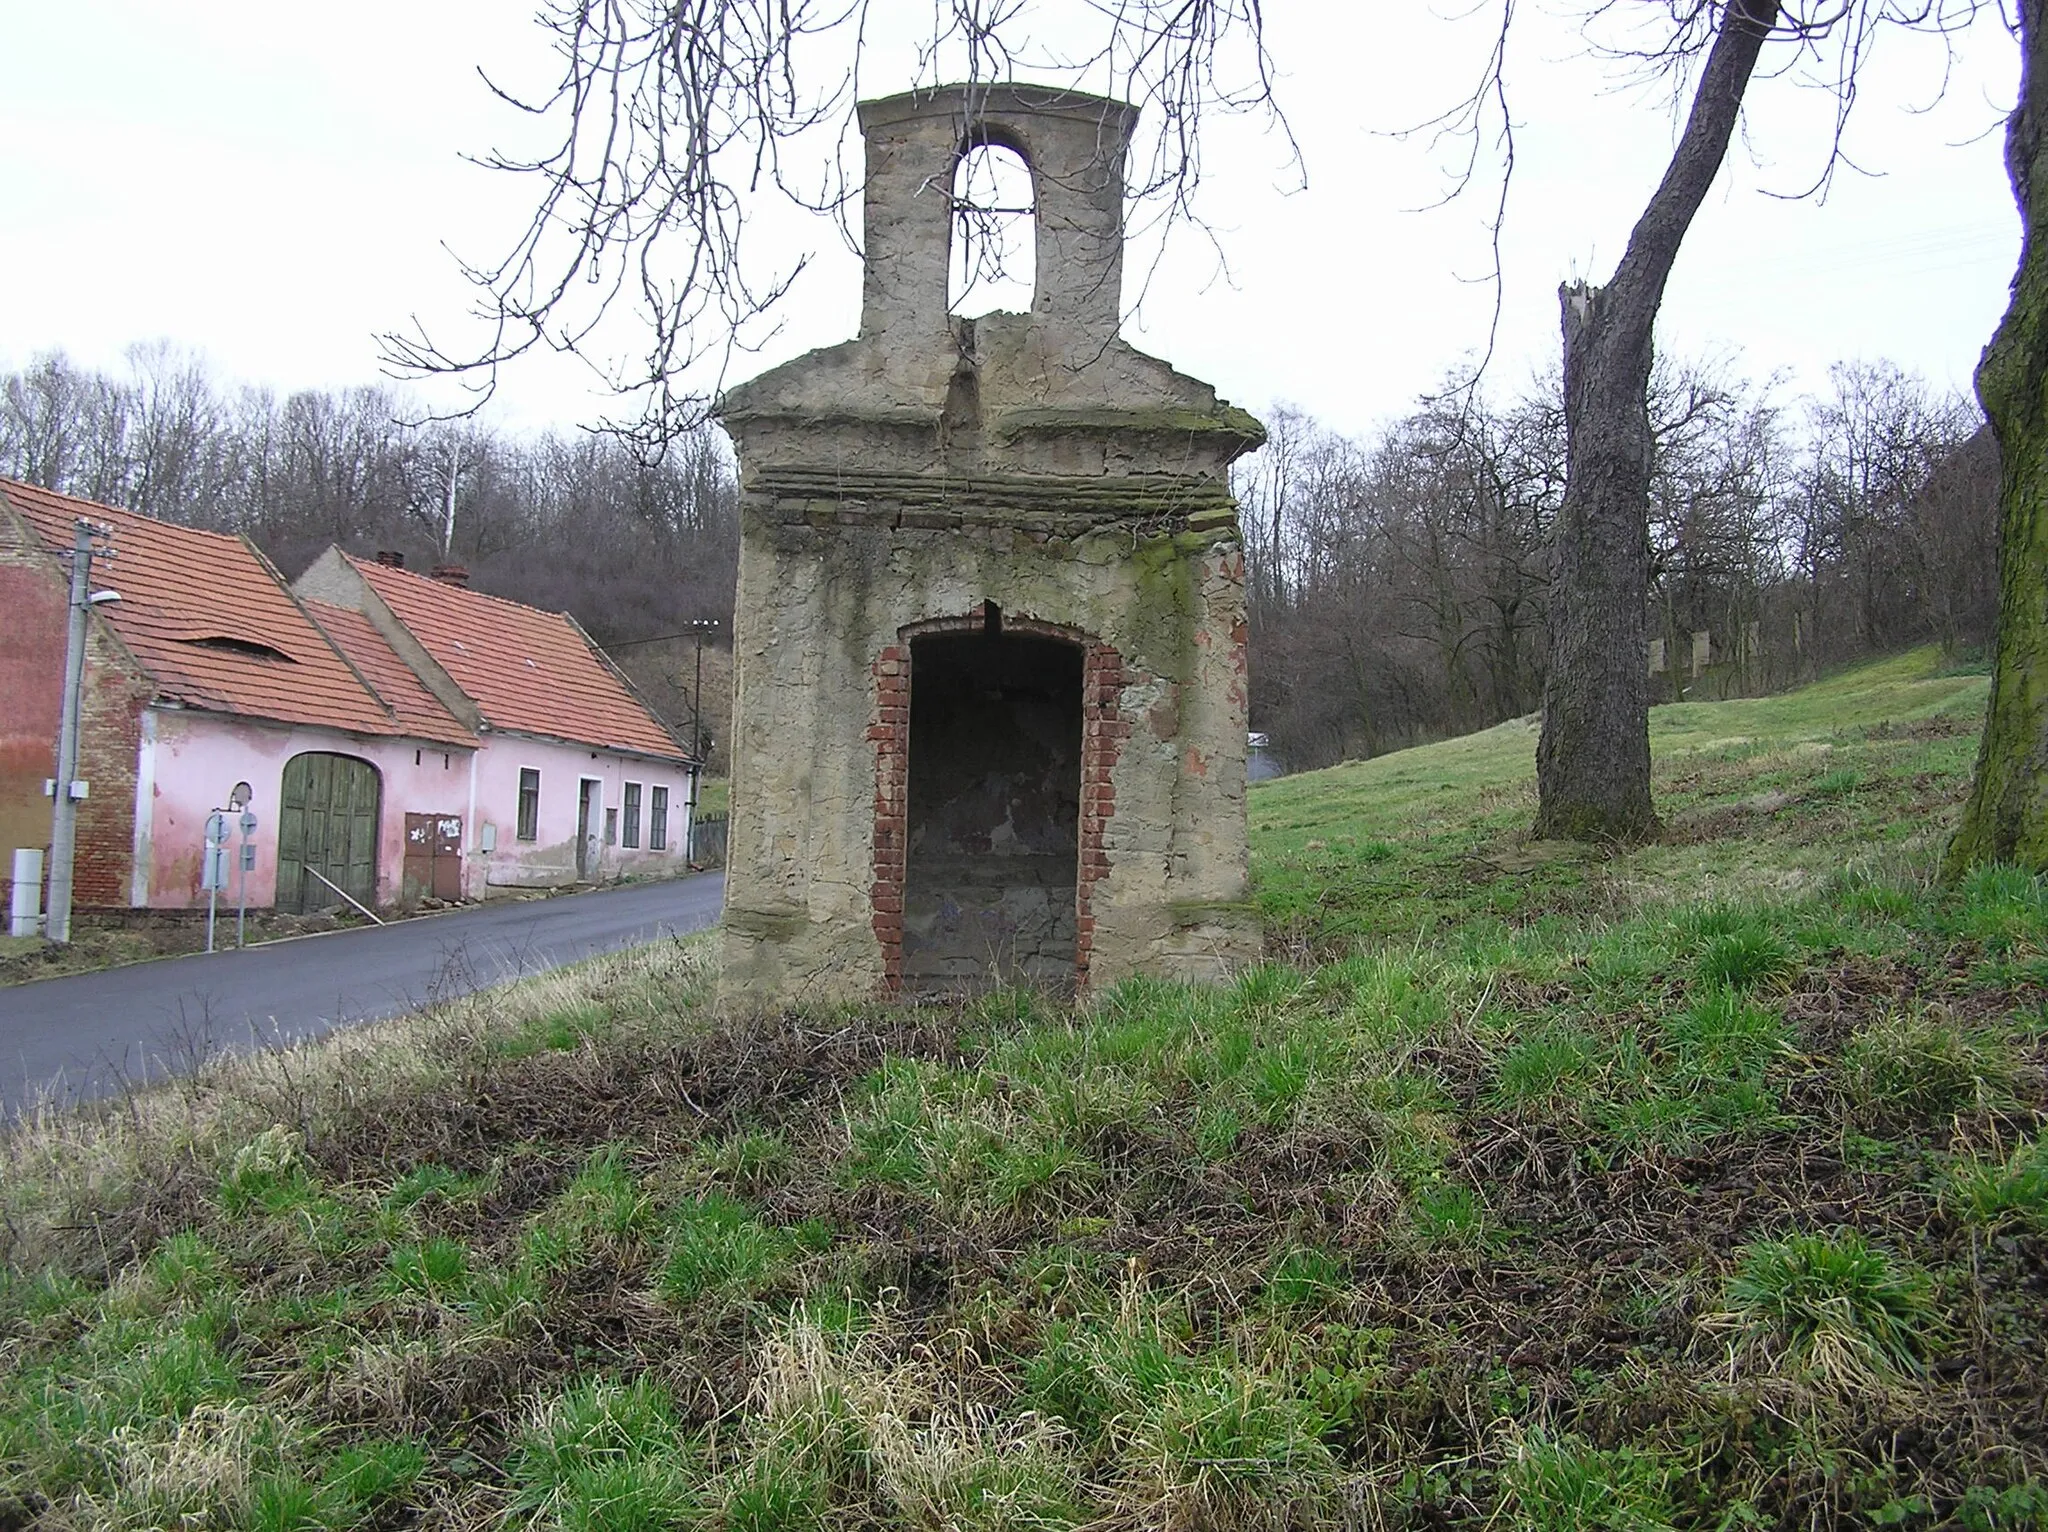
903;626;1082;993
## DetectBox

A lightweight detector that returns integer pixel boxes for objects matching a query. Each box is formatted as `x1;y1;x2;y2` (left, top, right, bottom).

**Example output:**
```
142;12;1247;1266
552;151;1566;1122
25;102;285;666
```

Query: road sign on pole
236;810;257;948
203;811;228;953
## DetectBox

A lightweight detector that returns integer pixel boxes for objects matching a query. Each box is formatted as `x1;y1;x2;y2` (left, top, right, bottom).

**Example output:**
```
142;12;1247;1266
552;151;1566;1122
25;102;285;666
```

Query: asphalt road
0;873;725;1116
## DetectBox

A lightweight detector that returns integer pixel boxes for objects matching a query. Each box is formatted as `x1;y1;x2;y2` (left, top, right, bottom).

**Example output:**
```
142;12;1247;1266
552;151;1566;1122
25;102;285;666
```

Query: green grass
495;1001;616;1059
511;1377;700;1531
1723;1229;1937;1385
656;1192;802;1305
1;651;2043;1530
1951;1131;2048;1232
1842;1011;2014;1122
1506;1431;1676;1532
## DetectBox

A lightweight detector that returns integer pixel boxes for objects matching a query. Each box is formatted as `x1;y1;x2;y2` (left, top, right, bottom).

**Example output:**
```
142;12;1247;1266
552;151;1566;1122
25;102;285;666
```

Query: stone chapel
715;83;1264;1003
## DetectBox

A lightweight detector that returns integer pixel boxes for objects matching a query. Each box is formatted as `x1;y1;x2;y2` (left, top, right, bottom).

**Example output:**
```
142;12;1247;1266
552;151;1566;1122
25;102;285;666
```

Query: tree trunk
1947;0;2048;875
1534;0;1780;841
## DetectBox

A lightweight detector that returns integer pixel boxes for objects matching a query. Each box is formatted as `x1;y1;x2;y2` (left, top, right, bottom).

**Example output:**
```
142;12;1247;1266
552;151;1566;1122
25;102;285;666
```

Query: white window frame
515;765;543;842
622;780;642;848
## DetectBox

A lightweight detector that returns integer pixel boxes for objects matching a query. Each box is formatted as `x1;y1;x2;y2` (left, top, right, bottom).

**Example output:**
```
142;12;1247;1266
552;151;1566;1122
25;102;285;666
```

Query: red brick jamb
869;643;911;995
1075;642;1126;991
868;610;1126;997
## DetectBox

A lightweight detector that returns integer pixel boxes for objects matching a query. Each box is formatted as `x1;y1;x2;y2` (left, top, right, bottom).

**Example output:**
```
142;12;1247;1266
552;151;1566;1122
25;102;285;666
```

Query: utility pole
46;520;102;944
690;619;718;762
673;618;720;866
653;618;722;767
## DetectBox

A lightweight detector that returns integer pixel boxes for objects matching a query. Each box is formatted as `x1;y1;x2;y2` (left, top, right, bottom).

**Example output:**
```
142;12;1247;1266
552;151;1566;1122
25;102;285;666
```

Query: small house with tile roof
0;478;481;914
294;548;698;893
1;478;698;920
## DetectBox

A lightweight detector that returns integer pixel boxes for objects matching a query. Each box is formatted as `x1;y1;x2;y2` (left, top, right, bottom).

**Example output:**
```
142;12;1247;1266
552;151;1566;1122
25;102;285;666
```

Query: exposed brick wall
72;633;147;907
868;611;1127;996
0;514;151;913
0;558;67;881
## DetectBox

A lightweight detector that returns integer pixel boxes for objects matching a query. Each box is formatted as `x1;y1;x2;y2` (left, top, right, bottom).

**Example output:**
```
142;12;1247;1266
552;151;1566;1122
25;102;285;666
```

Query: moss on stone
725;904;809;941
1122;533;1203;685
1166;898;1257;924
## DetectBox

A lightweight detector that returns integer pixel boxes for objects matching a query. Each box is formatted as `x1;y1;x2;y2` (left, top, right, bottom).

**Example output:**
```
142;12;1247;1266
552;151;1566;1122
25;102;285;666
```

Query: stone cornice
743;467;1244;539
718;404;1265;453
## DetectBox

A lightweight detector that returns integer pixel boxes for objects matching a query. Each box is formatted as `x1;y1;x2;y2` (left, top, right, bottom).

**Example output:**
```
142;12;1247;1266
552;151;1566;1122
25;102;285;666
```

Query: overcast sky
0;3;2021;443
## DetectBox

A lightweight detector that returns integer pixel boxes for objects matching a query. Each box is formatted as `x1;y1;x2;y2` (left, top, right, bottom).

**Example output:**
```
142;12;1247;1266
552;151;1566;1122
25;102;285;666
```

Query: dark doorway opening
904;631;1082;992
577;780;598;880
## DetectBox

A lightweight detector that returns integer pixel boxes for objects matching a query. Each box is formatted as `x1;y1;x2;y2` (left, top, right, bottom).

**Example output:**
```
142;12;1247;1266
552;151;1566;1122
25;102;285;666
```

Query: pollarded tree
1948;0;2048;875
1426;1;1984;841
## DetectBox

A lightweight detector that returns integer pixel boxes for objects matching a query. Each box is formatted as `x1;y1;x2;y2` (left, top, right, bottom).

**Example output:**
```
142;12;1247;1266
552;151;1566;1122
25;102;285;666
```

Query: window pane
604;807;618;846
650;785;668;851
623;782;642;848
517;768;540;842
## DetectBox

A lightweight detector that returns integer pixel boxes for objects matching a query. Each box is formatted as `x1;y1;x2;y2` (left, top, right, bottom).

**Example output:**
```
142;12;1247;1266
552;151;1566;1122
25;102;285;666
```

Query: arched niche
902;623;1082;991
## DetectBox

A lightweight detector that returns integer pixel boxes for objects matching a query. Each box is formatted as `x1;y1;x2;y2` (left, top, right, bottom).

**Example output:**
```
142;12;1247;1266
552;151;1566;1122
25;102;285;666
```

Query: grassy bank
2;650;2043;1530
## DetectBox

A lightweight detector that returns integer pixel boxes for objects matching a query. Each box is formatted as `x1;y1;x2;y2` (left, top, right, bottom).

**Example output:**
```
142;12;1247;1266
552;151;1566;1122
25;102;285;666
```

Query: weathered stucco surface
141;712;472;909
716;84;1263;1006
470;736;695;893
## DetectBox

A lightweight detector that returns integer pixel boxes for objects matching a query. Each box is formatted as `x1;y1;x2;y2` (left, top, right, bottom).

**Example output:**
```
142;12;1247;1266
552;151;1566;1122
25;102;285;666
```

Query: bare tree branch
381;0;1288;451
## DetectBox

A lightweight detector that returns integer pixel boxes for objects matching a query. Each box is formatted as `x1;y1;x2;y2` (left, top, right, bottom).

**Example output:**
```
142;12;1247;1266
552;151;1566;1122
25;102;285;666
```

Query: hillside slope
1;649;2042;1532
1255;647;1991;949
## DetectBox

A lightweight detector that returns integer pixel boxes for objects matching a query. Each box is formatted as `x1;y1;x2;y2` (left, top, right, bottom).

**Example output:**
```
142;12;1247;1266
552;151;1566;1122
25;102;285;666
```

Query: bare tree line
0;344;1994;781
1237;356;1996;772
0;346;739;654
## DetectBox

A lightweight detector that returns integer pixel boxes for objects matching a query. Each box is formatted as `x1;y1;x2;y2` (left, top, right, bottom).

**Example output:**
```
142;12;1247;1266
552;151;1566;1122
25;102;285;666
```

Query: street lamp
684;619;719;765
45;520;115;944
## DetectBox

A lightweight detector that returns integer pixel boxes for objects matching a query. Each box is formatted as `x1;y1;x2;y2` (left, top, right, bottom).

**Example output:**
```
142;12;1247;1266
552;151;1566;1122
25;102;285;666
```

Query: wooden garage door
277;752;380;915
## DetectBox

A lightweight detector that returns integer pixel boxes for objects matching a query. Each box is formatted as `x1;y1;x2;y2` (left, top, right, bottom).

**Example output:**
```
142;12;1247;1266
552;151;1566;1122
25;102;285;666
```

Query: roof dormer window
172;633;297;663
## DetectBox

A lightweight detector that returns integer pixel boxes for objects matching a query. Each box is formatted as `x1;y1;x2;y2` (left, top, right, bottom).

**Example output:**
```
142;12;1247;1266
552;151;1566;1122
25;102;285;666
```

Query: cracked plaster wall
718;516;1255;1004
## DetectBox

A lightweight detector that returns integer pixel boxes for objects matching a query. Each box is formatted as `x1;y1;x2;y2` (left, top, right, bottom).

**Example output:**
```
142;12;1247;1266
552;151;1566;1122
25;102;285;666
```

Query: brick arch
868;607;1126;996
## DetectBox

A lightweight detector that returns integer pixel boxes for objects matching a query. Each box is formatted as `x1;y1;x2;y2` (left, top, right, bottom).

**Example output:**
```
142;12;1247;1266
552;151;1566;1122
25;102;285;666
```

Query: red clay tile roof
347;556;689;761
301;601;474;749
0;478;411;738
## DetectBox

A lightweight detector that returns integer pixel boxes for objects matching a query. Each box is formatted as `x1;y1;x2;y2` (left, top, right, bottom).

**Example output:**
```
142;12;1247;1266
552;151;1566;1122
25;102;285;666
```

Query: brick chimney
429;563;470;587
374;550;405;568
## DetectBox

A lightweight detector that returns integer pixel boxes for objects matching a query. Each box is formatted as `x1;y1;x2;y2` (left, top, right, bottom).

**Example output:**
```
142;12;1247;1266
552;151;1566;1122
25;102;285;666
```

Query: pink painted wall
139;712;692;908
142;709;476;908
471;735;695;892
